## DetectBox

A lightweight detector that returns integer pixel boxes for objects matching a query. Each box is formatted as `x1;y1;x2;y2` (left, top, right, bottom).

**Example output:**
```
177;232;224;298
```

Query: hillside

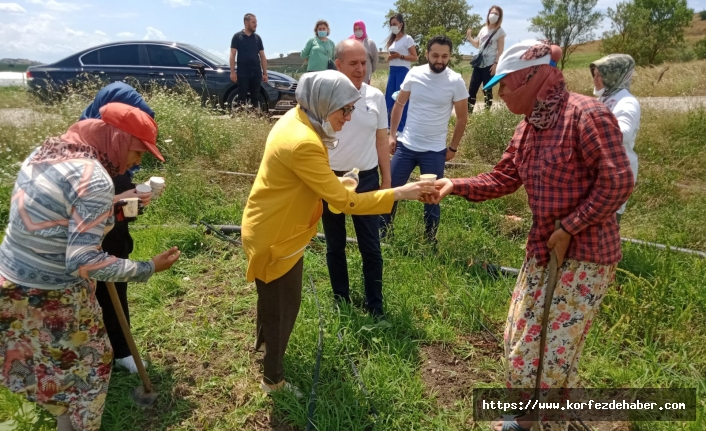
0;58;42;65
0;58;42;73
575;12;705;53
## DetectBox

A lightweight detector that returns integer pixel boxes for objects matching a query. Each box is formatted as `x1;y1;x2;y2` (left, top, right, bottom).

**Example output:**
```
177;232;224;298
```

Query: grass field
0;70;705;431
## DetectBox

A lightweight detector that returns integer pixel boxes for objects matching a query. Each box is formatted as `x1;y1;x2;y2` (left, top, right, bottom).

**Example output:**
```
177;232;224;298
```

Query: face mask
323;121;336;137
489;14;499;24
318;31;328;38
593;87;605;97
354;30;364;39
391;25;400;35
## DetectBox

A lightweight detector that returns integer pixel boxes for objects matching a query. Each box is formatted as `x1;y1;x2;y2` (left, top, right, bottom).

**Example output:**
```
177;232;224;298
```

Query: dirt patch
245;414;299;431
420;334;503;409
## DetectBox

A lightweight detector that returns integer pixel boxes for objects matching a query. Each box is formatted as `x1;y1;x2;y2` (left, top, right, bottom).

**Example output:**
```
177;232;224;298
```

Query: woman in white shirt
466;5;506;112
385;13;418;134
590;54;641;224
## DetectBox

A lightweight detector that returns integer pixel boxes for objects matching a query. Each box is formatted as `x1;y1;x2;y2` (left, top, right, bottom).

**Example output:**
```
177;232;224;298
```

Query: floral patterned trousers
504;258;616;430
0;275;113;431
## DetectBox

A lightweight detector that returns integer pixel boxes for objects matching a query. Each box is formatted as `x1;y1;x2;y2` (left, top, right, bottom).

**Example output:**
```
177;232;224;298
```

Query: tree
386;0;482;65
599;2;653;65
279;53;284;59
528;0;603;69
600;0;693;65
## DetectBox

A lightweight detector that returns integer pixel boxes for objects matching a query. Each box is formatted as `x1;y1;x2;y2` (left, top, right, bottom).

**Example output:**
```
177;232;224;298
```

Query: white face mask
489;13;499;24
593;87;605;97
391;25;400;35
354;30;364;38
323;121;336;137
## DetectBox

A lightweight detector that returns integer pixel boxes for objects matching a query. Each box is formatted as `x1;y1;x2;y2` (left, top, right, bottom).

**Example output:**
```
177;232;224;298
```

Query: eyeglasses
340;105;356;116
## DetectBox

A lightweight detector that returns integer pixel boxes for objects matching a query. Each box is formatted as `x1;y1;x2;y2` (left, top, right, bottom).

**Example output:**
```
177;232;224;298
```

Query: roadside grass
370;59;706;101
0;84;704;430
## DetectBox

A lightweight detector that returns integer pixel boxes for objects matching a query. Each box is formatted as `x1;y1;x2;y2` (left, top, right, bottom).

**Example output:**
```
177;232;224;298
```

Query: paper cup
419;174;437;195
149;177;165;199
123;198;140;218
419;174;437;184
135;184;152;194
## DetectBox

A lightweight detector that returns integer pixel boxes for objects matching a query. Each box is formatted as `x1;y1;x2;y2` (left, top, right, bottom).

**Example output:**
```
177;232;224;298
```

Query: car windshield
182;44;227;66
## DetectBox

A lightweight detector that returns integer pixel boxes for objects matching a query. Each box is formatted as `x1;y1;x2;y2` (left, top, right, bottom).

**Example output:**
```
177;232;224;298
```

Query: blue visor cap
483;73;506;91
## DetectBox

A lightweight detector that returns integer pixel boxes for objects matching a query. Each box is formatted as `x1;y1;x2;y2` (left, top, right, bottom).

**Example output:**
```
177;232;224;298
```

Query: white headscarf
295;70;360;149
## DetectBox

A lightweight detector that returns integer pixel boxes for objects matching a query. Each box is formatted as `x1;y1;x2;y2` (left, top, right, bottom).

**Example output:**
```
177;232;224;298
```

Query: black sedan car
26;41;298;114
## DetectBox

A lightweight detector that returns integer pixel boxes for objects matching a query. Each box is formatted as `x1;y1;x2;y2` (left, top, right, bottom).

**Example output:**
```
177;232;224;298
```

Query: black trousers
95;280;131;359
96;173;135;360
468;65;494;112
255;257;304;385
321;168;383;313
237;73;262;109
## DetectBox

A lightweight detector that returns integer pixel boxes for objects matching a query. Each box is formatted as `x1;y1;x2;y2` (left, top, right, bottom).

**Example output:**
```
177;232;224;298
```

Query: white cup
149;177;165;199
419;174;437;194
135;184;151;194
419;174;437;184
122;197;140;218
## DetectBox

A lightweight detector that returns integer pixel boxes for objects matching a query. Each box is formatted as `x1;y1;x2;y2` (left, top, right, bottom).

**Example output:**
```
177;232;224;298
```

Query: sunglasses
340;105;356;116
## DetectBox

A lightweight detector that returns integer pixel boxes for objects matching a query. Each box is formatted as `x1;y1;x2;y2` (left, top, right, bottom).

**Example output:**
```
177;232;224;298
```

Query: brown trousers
255;257;304;385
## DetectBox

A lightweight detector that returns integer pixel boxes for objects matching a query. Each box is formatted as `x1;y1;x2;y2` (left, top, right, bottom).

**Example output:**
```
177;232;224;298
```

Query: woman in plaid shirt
425;40;634;431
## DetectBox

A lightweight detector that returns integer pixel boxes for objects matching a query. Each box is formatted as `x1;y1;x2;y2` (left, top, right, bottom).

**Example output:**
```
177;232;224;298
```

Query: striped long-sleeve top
0;151;154;289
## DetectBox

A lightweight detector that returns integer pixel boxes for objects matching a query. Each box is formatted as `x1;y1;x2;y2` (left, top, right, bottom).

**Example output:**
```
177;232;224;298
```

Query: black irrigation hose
191;222;687;431
306;275;325;431
199;220;241;246
336;329;380;423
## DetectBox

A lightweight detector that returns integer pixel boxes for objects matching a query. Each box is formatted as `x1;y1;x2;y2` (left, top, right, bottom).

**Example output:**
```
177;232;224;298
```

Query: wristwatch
448;147;458;152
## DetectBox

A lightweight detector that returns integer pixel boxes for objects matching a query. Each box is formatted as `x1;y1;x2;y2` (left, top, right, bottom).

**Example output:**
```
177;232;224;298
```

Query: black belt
332;167;378;178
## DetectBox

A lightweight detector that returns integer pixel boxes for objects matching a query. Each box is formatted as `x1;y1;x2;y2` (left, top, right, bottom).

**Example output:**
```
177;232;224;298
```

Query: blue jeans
321;168;384;313
381;143;446;240
385;66;410;133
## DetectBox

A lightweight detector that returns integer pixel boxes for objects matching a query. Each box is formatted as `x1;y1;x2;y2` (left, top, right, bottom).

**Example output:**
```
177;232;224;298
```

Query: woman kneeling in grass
424;40;634;431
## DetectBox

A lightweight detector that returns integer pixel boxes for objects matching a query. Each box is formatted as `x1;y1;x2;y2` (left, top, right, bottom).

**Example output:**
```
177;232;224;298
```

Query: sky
1;0;705;64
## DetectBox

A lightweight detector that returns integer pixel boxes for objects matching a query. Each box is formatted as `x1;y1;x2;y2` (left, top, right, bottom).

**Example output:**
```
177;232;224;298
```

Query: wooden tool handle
105;281;154;393
532;220;563;421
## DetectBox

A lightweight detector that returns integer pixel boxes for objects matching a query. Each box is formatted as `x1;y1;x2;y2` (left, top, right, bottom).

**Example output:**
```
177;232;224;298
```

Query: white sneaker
115;356;147;373
260;380;303;399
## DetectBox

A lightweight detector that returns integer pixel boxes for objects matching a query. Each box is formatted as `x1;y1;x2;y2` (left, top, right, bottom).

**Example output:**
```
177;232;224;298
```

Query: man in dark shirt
230;13;268;110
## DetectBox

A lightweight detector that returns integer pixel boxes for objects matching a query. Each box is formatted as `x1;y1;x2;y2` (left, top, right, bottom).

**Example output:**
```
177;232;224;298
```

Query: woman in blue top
301;20;336;72
384;13;418;134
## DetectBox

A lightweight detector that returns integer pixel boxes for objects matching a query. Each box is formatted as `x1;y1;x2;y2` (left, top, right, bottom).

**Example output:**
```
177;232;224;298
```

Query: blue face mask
317;31;328;38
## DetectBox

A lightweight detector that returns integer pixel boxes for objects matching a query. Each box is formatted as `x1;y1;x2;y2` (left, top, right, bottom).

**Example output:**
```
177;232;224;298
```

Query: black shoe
370;308;386;322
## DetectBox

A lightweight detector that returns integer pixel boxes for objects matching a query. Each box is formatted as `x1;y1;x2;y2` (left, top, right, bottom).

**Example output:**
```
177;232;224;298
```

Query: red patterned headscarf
30;120;149;177
500;41;567;129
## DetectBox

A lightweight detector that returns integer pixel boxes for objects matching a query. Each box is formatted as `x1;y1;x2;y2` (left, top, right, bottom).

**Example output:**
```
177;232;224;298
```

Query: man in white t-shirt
381;35;469;242
322;40;391;318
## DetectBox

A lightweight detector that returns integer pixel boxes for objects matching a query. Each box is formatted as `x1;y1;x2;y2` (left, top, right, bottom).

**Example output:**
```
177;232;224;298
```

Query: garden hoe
531;220;562;431
105;281;158;407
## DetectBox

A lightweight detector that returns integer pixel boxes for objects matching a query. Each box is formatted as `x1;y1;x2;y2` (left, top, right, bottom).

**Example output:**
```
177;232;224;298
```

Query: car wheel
225;89;269;113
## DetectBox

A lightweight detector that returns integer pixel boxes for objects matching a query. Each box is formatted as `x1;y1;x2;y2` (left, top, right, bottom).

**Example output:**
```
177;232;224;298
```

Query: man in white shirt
322;40;391;318
381;35;469;242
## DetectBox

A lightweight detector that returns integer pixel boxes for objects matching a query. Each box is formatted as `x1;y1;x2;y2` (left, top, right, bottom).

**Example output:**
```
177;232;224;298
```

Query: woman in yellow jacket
242;70;432;395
